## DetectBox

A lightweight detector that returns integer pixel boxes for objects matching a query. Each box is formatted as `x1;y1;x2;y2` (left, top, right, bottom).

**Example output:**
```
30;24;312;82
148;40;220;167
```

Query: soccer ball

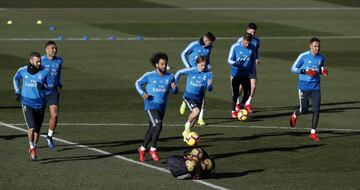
237;109;248;121
185;132;200;146
190;147;204;162
201;158;214;171
185;159;197;172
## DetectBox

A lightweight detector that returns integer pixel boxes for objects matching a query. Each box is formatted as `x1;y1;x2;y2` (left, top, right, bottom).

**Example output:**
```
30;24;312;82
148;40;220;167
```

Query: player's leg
180;101;187;115
290;90;309;128
245;78;256;113
46;92;60;149
22;105;37;161
236;85;243;111
139;110;157;162
182;98;200;140
231;76;241;118
309;90;321;141
148;110;164;161
240;77;251;109
197;99;206;126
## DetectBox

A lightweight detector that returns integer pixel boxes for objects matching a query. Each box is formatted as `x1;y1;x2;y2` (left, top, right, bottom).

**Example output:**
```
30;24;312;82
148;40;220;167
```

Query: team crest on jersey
308;61;312;63
192;76;196;79
25;75;29;79
38;74;42;79
203;76;207;80
153;80;157;83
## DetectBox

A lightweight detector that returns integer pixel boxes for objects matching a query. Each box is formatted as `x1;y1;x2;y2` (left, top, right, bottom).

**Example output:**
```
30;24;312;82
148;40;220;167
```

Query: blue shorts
249;65;257;79
22;105;45;133
46;91;60;106
298;90;321;113
183;97;203;111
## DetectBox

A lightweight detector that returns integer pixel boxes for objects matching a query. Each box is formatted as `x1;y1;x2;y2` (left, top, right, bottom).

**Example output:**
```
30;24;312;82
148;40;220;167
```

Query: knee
192;108;200;116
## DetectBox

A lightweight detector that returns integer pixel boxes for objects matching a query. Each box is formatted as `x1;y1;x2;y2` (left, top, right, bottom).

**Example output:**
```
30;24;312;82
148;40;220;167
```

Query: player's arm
255;40;260;64
13;68;22;101
57;62;63;89
174;68;190;83
135;72;149;98
181;42;194;68
207;72;213;92
207;47;212;70
170;76;178;94
227;44;243;67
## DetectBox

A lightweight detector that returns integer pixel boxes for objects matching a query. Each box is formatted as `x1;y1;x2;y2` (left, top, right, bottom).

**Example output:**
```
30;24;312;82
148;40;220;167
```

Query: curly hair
150;52;168;67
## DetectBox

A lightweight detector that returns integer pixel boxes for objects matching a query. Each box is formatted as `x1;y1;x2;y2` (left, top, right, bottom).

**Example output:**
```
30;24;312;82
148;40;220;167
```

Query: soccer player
41;41;63;149
135;52;178;162
180;32;216;126
236;23;260;113
13;52;53;161
290;37;328;142
175;55;213;140
227;33;255;118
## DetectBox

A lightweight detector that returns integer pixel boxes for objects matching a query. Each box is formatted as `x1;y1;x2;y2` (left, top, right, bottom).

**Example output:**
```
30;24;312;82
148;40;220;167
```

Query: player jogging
236;23;260;113
41;41;63;149
135;52;178;162
180;32;216;126
228;33;255;118
290;37;329;141
13;52;53;161
175;55;213;141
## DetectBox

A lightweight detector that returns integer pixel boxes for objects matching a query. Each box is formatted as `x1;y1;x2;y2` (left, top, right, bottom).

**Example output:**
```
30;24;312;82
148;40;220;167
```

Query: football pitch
1;0;360;189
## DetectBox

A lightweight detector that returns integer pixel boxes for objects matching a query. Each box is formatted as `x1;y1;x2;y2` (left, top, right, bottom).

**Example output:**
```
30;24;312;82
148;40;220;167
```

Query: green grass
1;0;360;189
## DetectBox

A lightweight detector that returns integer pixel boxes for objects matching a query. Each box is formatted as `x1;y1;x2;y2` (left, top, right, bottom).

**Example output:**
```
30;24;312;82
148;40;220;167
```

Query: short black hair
29;51;41;59
243;32;253;42
150;52;168;67
45;40;57;48
204;32;216;42
196;55;207;64
310;37;320;44
247;22;257;30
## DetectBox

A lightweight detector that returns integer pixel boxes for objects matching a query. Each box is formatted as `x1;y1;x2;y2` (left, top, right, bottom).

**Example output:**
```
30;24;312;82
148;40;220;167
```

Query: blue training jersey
227;41;255;77
175;67;213;101
41;55;63;95
135;70;178;113
237;35;260;60
13;66;53;109
291;51;325;91
181;39;212;68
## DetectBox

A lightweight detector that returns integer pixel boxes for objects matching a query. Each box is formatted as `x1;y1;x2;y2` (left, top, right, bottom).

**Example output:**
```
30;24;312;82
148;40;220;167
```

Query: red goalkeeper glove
301;69;316;77
321;68;328;76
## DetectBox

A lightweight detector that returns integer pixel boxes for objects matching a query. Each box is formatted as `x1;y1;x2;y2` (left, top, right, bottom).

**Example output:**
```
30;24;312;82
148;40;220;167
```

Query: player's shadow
0;105;21;109
214;169;265;179
212;144;325;159
0;134;27;140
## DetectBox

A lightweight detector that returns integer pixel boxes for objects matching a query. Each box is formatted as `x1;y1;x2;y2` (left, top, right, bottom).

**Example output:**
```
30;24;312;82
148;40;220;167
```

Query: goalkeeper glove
321;68;329;76
301;69;316;77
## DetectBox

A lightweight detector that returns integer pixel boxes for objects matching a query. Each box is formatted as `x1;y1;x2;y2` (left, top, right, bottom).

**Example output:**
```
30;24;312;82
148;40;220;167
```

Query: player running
13;52;53;161
41;41;63;149
290;37;329;141
228;33;256;118
175;55;213;141
180;32;216;126
135;52;178;162
236;23;260;113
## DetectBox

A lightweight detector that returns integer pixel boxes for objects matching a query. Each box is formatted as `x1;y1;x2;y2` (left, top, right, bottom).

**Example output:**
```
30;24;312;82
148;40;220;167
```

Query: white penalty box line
0;121;230;190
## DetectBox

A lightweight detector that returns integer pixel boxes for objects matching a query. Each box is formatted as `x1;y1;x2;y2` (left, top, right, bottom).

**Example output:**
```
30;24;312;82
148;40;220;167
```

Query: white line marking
0;121;230;190
0;7;359;11
8;123;360;132
0;36;360;41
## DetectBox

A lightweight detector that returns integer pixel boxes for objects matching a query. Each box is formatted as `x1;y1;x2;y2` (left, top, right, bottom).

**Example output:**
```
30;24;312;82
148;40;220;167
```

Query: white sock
140;146;146;151
236;98;240;104
48;129;54;137
199;109;204;120
150;147;157;151
311;129;316;134
29;143;35;149
245;97;252;105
